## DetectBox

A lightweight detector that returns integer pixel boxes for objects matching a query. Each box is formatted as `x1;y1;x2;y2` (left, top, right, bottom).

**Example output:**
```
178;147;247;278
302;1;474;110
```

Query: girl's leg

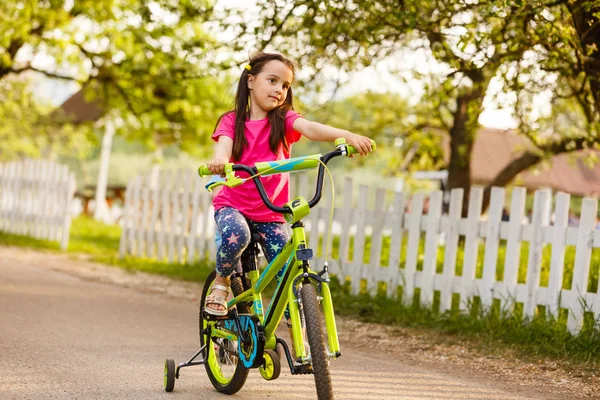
207;207;251;314
251;222;291;317
251;222;290;263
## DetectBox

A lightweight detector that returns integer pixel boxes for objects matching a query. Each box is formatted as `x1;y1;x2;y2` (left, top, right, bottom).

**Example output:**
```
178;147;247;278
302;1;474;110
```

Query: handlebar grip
347;139;377;155
198;165;211;177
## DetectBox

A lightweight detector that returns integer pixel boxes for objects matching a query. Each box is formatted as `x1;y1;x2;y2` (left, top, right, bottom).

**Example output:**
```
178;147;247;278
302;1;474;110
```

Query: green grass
1;216;599;373
0;216;213;283
330;276;600;371
69;214;123;257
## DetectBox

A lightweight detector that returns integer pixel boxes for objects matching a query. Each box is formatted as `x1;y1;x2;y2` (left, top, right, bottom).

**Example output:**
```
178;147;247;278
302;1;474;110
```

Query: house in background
58;88;104;124
470;128;600;197
417;128;600;198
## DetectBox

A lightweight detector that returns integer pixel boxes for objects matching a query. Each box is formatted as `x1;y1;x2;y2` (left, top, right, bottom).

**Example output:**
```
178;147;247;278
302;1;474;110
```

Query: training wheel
164;359;176;392
259;350;281;381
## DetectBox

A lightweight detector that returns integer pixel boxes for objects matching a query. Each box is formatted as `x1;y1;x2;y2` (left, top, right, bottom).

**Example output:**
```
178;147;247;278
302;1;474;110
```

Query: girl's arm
207;136;234;175
292;118;373;155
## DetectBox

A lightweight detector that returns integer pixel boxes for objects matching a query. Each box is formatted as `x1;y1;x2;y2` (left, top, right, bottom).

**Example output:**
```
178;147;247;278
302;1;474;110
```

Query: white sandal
205;284;231;317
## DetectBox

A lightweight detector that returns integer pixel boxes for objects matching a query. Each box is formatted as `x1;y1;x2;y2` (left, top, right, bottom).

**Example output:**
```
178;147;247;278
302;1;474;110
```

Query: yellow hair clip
244;64;251;71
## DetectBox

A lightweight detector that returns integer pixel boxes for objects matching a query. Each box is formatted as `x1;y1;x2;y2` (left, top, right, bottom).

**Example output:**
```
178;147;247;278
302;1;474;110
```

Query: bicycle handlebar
198;139;376;215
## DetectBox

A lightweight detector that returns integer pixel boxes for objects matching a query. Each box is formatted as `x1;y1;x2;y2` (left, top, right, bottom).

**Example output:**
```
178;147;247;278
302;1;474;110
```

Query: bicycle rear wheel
301;283;333;400
200;271;248;394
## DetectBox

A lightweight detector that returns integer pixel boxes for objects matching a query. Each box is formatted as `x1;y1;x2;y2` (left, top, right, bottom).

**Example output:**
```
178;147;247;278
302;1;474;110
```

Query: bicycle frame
214;219;341;361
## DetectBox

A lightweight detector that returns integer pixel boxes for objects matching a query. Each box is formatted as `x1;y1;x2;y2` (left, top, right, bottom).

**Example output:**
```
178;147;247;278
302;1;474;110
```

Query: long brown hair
214;52;296;161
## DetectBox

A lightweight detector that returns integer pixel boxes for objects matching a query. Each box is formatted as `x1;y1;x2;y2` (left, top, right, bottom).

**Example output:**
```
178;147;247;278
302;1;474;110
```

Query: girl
205;52;372;316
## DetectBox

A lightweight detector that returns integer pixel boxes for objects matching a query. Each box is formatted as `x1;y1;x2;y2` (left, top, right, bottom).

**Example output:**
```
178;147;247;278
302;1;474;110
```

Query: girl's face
247;60;293;117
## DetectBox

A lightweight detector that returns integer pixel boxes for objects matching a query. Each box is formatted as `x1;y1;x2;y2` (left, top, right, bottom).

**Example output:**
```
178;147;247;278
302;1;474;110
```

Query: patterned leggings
214;207;290;279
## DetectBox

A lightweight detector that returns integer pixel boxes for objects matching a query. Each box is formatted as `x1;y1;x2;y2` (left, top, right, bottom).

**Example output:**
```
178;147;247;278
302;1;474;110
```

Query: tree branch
259;4;298;50
425;29;485;83
10;65;85;83
543;0;570;8
112;80;139;116
482;134;598;210
0;39;25;78
486;134;597;194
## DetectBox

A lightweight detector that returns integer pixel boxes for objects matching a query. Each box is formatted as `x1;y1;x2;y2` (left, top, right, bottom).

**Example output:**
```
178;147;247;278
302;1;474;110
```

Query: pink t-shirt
211;110;303;222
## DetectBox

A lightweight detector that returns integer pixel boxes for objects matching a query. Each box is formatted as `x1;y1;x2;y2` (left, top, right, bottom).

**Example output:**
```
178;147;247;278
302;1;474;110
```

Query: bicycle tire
301;283;333;400
230;275;251;314
199;271;248;394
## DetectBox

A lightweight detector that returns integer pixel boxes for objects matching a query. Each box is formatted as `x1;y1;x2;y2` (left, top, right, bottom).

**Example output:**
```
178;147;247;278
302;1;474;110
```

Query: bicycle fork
287;263;341;362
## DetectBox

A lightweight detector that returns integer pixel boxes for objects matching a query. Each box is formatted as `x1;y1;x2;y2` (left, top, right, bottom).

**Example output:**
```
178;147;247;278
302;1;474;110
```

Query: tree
304;91;445;174
0;74;96;162
226;0;599;211
0;0;231;158
488;1;600;199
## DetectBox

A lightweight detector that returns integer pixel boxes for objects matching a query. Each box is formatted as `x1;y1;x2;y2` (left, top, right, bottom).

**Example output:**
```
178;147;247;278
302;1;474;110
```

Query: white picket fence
0;159;77;250
119;168;600;333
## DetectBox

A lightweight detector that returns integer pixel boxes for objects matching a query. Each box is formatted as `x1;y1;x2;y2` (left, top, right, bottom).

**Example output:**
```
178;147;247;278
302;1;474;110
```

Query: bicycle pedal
292;364;313;375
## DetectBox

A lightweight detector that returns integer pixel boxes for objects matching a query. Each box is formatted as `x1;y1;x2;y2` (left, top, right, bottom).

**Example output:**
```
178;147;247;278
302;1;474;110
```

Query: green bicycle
164;138;375;399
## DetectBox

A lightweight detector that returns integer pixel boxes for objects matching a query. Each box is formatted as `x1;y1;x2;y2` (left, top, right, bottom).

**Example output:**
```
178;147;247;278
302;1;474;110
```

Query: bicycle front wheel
301;283;333;400
200;271;248;394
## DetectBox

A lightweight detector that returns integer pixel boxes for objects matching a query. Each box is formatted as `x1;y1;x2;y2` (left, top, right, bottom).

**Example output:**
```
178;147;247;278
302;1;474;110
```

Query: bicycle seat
250;232;262;244
239;231;263;274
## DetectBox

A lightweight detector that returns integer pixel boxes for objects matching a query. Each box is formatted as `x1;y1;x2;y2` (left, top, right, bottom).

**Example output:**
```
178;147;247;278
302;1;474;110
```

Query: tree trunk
568;1;600;114
446;82;489;216
446;102;474;216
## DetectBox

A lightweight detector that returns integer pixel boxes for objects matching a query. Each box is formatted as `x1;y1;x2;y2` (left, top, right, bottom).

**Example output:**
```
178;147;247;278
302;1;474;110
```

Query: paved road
0;254;543;399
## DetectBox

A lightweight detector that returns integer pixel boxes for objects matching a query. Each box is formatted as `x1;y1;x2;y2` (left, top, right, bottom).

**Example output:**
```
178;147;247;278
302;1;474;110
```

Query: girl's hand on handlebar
207;156;229;175
346;133;373;156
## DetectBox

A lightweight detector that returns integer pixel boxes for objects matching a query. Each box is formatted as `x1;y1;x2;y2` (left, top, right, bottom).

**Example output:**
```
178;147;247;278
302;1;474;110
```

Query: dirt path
1;246;598;399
